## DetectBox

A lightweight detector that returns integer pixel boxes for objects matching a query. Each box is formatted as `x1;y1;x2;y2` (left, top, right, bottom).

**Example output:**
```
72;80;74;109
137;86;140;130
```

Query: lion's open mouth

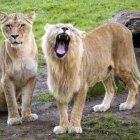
55;33;70;58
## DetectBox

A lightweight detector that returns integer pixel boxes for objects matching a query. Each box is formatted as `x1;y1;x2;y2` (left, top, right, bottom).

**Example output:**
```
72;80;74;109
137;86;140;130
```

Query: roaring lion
0;12;38;125
42;23;140;134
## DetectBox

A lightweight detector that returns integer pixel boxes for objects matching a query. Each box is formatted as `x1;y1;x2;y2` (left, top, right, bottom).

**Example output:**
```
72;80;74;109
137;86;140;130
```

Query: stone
109;10;140;48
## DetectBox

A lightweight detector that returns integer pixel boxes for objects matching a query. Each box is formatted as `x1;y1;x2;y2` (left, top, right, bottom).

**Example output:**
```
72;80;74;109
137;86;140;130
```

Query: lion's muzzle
10;34;23;46
55;33;70;58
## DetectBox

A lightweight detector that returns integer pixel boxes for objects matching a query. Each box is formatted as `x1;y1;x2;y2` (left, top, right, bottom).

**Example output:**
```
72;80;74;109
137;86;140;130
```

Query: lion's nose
62;27;68;32
11;34;19;39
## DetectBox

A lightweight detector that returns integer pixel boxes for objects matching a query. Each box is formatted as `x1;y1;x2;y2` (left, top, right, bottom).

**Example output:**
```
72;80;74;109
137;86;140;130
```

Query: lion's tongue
56;42;65;54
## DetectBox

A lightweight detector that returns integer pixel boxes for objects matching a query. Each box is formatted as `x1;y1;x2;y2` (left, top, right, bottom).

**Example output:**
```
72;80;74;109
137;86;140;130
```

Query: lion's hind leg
93;75;117;112
117;68;139;111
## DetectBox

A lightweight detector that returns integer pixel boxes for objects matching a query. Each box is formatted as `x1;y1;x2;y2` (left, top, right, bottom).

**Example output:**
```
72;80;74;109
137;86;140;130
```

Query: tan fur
0;12;38;125
42;23;140;134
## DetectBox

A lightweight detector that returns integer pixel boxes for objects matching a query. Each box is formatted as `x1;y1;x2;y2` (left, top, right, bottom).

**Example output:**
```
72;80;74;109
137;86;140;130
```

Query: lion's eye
21;24;25;27
6;24;12;28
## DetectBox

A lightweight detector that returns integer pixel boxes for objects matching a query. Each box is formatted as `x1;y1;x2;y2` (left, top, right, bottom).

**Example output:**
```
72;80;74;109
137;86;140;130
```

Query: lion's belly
87;66;112;87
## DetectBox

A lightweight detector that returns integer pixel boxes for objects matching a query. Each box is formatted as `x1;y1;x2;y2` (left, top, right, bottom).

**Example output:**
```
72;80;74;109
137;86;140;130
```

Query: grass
24;138;33;140
0;127;4;136
56;113;140;140
34;92;55;102
0;0;140;65
87;76;127;98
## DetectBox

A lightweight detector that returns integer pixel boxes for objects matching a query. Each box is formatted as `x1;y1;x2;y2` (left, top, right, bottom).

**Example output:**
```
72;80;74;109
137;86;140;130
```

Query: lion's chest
11;58;37;85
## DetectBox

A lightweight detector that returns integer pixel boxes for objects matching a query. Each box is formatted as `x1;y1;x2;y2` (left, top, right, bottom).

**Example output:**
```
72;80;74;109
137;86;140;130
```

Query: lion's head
0;12;35;48
42;23;84;59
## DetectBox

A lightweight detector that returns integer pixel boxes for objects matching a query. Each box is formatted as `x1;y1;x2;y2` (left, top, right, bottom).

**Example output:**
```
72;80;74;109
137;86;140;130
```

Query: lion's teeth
59;35;60;38
67;36;69;40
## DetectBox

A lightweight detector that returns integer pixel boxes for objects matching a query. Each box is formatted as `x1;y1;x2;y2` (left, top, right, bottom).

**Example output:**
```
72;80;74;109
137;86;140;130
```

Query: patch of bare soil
0;49;140;140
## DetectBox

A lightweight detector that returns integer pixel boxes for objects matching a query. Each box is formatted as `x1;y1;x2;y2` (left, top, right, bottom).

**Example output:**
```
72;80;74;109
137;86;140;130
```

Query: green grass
56;113;140;140
33;92;57;108
34;92;55;102
0;0;139;64
24;138;33;140
0;127;4;136
87;77;127;98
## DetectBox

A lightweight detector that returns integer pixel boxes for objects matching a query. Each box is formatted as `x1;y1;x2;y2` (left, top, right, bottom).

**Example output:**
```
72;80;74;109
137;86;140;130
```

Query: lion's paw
53;126;67;134
7;117;22;125
68;126;82;134
22;113;38;122
119;102;135;111
93;104;110;112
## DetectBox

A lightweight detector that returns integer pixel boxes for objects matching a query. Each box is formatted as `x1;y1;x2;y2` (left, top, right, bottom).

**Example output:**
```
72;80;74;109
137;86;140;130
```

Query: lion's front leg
21;77;38;122
53;101;69;134
69;86;87;134
1;78;22;125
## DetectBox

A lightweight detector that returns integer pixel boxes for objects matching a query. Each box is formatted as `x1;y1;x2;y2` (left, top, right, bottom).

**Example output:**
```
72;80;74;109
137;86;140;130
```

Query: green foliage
83;113;121;139
56;113;140;140
34;92;55;102
0;0;139;64
56;134;74;140
0;127;4;136
128;118;140;134
87;83;105;98
87;78;127;99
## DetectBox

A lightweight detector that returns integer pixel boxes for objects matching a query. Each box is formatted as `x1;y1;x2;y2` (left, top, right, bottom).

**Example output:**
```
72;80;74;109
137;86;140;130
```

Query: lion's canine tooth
59;35;60;38
67;36;69;40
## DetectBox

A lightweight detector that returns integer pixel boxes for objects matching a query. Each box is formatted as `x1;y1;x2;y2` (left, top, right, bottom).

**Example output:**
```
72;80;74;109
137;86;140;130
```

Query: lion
0;12;38;125
42;23;140;134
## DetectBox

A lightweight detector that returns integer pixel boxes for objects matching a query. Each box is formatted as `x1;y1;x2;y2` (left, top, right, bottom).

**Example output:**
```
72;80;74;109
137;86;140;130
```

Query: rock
109;10;140;33
109;10;140;48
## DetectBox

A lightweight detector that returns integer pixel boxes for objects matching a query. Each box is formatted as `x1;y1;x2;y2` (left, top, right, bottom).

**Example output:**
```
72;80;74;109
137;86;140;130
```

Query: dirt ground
0;49;140;140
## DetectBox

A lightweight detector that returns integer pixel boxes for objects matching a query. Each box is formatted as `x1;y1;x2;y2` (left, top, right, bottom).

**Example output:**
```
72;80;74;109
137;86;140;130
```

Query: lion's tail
132;54;140;85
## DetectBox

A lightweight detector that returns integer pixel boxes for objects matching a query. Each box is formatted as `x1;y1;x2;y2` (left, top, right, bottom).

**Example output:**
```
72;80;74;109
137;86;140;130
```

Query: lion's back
81;23;134;86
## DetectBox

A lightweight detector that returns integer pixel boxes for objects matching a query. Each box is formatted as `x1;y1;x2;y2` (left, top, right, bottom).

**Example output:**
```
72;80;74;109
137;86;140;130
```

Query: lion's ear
0;12;7;23
44;24;51;31
26;11;36;23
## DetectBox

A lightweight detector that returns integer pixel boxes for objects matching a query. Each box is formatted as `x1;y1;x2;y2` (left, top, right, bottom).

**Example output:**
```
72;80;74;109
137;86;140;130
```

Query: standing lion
0;12;38;125
42;23;140;134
